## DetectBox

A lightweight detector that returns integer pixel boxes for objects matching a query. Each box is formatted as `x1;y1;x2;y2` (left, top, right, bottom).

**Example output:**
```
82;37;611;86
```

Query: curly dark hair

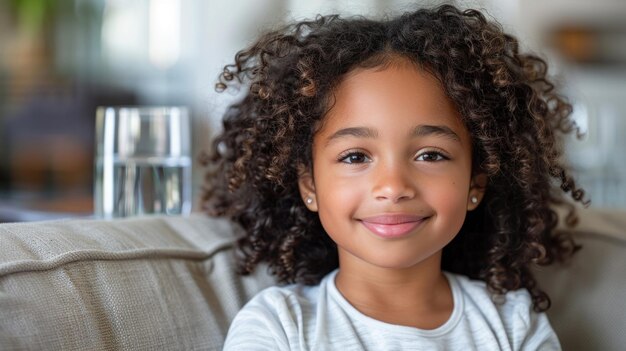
201;4;587;312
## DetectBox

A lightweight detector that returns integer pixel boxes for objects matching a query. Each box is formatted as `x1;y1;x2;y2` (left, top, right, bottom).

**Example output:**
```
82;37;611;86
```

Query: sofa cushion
0;215;275;351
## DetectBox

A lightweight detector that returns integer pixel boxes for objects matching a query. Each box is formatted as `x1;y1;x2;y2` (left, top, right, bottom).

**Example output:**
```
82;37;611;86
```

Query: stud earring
470;195;478;204
306;197;313;204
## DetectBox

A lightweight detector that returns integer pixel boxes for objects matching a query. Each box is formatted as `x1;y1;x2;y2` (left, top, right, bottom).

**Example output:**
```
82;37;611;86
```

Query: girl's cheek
317;175;364;206
429;180;470;218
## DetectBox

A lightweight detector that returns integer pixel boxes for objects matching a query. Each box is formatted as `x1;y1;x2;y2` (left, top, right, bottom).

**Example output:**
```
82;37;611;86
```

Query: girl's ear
297;165;318;212
467;173;487;211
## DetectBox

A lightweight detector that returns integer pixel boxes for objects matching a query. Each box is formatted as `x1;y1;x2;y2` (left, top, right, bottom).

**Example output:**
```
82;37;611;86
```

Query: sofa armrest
535;208;626;351
0;215;275;350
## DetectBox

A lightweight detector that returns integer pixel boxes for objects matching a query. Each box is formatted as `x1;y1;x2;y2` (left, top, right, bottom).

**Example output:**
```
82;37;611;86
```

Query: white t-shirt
223;270;561;350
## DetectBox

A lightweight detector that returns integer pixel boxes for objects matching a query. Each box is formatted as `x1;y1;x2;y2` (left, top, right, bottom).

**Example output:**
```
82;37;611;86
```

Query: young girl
203;4;586;350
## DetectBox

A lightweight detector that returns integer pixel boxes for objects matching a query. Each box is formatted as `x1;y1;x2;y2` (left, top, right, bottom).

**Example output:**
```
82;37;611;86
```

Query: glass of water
94;106;192;218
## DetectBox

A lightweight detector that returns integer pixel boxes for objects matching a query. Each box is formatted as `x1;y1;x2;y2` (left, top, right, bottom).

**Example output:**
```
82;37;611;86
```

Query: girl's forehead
318;61;467;137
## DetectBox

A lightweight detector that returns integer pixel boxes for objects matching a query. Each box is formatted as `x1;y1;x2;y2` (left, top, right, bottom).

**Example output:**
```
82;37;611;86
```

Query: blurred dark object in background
0;0;138;221
550;24;626;65
0;84;136;214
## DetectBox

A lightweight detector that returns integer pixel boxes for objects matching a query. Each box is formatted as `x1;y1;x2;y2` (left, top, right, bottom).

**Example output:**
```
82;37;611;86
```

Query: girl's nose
371;163;416;203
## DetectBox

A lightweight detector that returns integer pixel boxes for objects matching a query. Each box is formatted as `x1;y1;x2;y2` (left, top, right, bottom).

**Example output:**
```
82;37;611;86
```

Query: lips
359;214;428;239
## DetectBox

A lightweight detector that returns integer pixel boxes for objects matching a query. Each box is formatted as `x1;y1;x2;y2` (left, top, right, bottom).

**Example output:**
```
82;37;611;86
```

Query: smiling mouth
359;214;429;239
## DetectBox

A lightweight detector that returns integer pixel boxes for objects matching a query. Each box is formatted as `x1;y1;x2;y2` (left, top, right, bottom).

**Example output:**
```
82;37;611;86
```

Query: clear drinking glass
94;106;192;218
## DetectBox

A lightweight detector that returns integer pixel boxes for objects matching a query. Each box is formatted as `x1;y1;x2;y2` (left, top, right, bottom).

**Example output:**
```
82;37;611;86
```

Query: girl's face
299;59;485;272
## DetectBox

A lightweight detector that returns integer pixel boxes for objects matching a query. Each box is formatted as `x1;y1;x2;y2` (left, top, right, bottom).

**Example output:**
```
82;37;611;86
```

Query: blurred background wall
1;0;625;221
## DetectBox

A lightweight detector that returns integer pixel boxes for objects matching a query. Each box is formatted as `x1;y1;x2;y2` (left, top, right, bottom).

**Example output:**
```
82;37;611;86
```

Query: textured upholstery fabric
0;215;275;351
534;208;626;351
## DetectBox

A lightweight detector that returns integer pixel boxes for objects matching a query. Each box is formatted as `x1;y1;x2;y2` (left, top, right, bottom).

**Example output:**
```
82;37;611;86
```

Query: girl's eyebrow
411;125;461;142
325;124;460;145
325;127;378;146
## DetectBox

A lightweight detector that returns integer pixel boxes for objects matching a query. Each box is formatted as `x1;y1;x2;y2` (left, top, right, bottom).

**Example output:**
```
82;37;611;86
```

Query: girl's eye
415;151;449;162
339;152;371;164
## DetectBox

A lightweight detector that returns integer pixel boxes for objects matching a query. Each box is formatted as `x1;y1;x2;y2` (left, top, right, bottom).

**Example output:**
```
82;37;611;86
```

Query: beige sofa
0;209;624;350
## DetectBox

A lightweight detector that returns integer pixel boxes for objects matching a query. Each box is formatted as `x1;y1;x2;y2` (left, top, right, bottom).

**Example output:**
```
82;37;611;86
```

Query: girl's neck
334;252;453;329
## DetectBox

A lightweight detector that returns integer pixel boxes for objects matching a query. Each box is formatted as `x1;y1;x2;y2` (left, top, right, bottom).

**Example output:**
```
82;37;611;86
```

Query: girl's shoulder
224;282;322;350
447;272;560;350
451;272;532;302
240;274;329;317
223;274;331;349
448;272;537;327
